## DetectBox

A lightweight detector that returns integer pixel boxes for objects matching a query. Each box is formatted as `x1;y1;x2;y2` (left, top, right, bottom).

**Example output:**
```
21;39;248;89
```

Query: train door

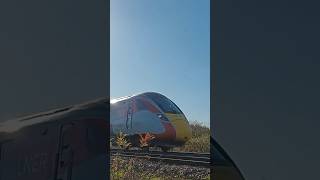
55;119;107;180
0;123;59;180
55;122;75;180
126;100;133;130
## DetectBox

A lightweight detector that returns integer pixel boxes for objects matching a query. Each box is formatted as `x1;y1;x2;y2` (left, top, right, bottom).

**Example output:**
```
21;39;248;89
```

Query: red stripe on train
154;121;176;140
141;98;160;113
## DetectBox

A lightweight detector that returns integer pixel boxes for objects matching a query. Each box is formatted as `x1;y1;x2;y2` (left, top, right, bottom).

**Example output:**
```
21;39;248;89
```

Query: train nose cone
165;113;192;142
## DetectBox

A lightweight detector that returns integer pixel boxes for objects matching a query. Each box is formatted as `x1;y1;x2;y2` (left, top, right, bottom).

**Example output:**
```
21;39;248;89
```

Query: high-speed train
110;92;192;151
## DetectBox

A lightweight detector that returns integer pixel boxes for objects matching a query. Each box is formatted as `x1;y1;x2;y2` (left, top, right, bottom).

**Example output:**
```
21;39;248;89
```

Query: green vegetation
174;121;210;153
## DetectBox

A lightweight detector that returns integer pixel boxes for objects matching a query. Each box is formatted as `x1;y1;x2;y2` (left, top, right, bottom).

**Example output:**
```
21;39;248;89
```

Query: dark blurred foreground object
0;0;108;122
0;98;108;180
211;137;245;180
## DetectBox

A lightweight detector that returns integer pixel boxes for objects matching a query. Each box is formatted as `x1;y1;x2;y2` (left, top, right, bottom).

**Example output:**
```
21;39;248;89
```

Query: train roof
110;95;132;104
110;92;166;104
0;97;108;133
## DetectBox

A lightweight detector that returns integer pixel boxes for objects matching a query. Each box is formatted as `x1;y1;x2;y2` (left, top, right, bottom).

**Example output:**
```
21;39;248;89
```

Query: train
0;98;108;180
110;92;192;151
0;94;246;180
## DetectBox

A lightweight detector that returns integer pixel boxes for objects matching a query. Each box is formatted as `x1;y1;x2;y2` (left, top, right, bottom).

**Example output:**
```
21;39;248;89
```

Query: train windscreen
145;93;182;114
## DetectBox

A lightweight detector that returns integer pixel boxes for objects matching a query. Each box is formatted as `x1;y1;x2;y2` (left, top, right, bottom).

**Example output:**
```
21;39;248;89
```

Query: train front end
164;113;191;143
143;92;192;146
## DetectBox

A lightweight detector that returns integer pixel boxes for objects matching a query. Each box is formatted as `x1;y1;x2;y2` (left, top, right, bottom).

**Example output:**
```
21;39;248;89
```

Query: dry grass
114;131;131;149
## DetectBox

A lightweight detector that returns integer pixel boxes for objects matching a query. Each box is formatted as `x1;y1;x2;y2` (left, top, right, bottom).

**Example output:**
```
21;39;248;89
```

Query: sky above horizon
111;0;210;126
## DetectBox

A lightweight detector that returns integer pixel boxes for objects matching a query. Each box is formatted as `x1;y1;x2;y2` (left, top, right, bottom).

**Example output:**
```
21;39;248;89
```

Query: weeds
139;133;155;148
115;131;131;149
111;132;156;180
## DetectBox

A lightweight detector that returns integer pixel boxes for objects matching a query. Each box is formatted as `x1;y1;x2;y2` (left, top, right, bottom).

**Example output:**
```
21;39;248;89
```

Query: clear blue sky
111;0;210;127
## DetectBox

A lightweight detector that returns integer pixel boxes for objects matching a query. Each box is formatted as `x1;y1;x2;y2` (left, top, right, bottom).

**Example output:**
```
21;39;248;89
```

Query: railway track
110;149;211;168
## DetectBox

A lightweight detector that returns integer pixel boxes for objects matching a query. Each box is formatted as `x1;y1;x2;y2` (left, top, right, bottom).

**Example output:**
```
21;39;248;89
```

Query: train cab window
135;99;145;111
145;93;182;114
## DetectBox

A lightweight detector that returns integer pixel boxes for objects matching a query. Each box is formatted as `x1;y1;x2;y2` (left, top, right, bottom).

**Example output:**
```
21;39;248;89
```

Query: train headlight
157;114;169;121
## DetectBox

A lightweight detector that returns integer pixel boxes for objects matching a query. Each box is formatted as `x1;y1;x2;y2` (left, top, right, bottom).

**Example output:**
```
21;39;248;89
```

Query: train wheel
160;146;170;152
